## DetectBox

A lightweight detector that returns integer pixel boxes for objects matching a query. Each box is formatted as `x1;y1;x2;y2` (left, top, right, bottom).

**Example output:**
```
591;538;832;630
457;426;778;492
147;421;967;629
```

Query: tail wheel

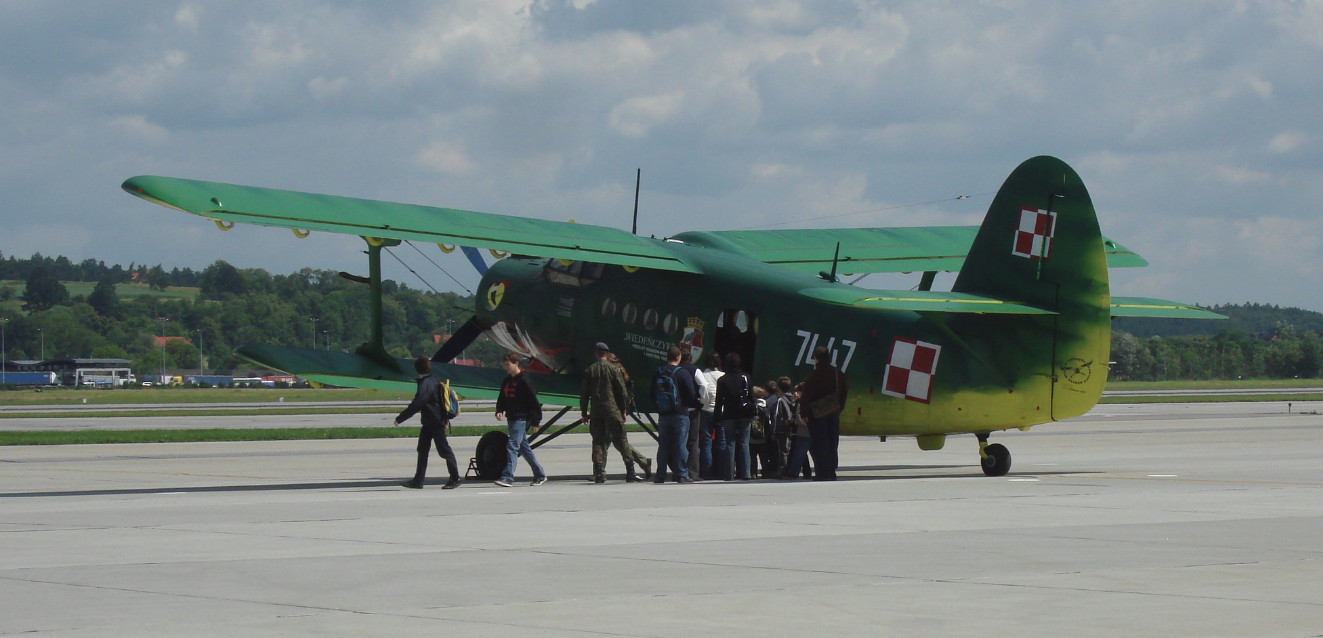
980;443;1011;477
474;430;509;479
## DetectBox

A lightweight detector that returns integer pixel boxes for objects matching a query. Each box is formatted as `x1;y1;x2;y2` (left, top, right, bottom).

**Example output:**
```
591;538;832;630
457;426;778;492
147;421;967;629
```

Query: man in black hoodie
395;355;461;489
494;353;548;487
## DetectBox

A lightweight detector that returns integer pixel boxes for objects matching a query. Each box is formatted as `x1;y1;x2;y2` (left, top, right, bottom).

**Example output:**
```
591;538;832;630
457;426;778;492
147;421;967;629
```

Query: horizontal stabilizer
234;344;583;405
694;227;1148;275
801;287;1056;315
1109;297;1226;319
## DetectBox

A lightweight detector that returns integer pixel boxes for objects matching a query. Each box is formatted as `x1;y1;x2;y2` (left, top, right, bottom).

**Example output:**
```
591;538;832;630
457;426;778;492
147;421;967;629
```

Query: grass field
0;280;199;301
0;386;413;406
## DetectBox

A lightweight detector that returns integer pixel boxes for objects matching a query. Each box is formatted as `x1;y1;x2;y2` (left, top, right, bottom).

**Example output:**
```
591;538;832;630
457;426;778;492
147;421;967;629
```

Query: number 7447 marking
794;330;857;372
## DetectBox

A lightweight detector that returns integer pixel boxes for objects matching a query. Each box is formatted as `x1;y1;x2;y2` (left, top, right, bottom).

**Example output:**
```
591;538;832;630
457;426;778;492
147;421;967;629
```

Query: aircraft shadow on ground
2;466;1102;497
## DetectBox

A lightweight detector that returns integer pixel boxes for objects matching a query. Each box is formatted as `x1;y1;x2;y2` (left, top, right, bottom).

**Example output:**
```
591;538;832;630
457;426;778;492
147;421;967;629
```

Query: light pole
158;317;168;384
37;327;44;361
197;329;203;377
322;329;329;351
1;318;7;385
309;317;318;349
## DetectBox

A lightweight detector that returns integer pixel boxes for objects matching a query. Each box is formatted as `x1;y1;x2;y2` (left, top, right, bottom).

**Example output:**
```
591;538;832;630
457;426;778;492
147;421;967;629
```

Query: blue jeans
722;417;751;480
655;411;690;481
502;419;546;482
698;410;717;478
784;435;812;477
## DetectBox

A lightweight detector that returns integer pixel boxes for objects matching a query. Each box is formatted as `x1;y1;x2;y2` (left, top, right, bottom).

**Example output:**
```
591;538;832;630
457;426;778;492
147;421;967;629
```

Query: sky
2;0;1322;309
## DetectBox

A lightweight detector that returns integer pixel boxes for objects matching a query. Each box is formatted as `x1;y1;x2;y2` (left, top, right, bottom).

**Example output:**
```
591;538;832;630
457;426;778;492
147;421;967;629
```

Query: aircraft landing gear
977;433;1011;477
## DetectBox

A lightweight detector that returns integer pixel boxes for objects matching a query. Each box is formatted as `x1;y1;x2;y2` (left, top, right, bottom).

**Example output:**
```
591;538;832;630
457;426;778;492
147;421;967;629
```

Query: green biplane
123;156;1219;477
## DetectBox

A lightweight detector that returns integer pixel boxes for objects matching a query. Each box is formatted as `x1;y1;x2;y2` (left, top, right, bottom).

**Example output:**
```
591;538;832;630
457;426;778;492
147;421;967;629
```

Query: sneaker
531;477;548;486
494;479;513;487
442;479;461;490
401;479;423;489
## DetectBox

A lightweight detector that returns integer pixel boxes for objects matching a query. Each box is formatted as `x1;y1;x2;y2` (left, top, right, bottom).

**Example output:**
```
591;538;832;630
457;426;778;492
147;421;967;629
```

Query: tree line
1110;304;1323;381
1;252;497;377
5;252;1323;382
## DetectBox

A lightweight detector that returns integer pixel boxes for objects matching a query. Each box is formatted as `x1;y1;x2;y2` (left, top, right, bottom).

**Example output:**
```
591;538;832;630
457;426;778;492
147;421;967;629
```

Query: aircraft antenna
631;168;641;235
819;242;841;283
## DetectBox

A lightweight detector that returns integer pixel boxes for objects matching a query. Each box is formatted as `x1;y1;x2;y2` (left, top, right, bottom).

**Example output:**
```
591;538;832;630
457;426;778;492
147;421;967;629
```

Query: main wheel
474;430;509;480
980;443;1011;477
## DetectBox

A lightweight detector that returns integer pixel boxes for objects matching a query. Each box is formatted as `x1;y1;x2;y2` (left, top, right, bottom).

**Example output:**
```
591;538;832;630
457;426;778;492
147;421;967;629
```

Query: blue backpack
652;366;680;415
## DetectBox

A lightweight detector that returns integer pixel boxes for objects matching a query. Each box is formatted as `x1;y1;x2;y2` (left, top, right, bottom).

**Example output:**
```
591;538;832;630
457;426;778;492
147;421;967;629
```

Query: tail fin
952;156;1110;419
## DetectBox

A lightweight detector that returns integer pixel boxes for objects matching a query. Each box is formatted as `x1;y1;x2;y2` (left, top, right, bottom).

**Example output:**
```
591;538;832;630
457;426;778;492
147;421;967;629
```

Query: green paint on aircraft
123;156;1221;476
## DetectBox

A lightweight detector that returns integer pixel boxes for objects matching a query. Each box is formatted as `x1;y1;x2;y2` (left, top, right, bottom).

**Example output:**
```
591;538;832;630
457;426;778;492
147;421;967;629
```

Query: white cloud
174;4;201;33
608;92;685;137
5;1;1323;312
1269;131;1306;153
1235;215;1322;277
415;141;476;175
108;115;169;144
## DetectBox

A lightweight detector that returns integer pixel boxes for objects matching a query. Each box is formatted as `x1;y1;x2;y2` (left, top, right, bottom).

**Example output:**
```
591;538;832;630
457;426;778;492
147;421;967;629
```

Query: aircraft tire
475;430;510;480
980;443;1011;477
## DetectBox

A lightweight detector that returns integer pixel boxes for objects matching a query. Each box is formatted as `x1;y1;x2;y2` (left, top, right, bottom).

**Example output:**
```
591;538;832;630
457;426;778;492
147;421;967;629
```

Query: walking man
579;342;635;483
395;355;461;489
494;353;549;487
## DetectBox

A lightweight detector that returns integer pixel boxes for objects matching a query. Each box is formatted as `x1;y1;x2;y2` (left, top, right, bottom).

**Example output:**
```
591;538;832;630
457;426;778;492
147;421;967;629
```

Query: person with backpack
679;349;708;480
395;355;461;489
779;383;813;480
713;352;755;481
652;346;697;483
771;377;810;479
493;353;549;487
697;353;725;479
750;384;775;478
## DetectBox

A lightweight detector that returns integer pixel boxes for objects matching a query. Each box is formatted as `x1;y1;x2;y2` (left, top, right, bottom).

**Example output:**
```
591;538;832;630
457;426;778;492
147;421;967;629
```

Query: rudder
952;156;1110;419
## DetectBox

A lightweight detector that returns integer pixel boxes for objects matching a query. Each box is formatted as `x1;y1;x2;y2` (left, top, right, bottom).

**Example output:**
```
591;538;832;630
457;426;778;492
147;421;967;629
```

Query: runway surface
2;402;1321;636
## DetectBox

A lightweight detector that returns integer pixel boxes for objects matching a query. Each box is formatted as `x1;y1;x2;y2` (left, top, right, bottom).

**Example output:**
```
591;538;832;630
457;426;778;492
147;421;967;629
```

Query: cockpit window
545;260;604;287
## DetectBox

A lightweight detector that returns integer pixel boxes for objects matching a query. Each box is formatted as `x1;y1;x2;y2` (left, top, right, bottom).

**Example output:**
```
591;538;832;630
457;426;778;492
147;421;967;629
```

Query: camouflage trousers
589;414;648;477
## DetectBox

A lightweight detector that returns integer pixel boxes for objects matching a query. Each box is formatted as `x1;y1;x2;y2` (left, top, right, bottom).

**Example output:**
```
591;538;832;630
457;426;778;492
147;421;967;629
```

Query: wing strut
357;237;402;371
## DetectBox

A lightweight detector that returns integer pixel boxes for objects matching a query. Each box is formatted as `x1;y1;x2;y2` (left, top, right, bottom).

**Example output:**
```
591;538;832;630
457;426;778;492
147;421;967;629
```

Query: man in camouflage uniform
579;342;635;483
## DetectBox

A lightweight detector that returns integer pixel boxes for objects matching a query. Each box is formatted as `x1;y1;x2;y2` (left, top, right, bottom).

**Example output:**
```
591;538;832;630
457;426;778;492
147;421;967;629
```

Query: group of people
392;341;848;489
679;344;849;482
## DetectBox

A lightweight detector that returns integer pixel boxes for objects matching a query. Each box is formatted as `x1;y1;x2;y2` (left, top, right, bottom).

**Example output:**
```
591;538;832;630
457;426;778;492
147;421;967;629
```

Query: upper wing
681;227;1148;275
122;175;699;273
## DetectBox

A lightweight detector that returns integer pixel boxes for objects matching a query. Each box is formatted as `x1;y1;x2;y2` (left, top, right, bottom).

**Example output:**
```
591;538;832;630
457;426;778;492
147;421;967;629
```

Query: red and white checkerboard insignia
1011;207;1057;260
881;338;941;404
